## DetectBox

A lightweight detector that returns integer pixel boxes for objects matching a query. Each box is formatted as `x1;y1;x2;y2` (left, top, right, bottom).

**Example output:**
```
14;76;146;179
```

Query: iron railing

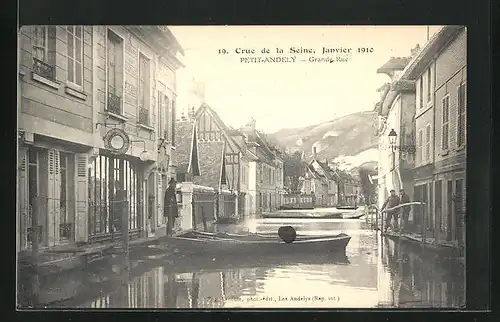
32;58;55;81
237;193;246;218
88;199;143;241
217;192;236;219
192;189;215;231
281;194;314;209
107;91;121;115
138;107;149;125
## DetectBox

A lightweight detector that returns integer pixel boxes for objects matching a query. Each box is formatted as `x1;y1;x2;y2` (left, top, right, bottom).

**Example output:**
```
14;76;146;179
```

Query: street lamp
387;129;416;154
388;129;397;152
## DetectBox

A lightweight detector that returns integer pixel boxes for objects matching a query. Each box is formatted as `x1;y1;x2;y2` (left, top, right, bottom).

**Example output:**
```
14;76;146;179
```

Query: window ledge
416;104;433;119
19;70;26;78
138;123;155;132
65;86;87;101
440;150;449;156
106;112;128;122
32;72;60;90
455;145;466;152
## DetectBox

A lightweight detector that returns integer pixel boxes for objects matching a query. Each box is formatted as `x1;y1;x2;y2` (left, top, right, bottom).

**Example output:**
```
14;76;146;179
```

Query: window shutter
75;153;89;242
171;100;176;146
164;95;169;140
18;152;28;249
157;174;163;226
47;149;61;245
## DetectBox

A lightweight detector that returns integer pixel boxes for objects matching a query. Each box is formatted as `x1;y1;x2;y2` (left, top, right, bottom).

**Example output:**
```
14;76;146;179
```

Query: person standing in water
399;189;411;232
164;178;179;236
381;189;400;232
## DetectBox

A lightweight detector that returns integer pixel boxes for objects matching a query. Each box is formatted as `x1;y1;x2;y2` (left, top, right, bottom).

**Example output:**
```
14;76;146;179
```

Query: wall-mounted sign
103;128;130;155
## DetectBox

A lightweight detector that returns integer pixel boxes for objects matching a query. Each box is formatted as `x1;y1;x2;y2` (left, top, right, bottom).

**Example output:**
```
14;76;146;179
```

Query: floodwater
26;216;465;309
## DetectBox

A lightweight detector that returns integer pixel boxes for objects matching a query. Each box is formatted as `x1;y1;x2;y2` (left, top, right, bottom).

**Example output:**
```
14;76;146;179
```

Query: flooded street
33;216;466;309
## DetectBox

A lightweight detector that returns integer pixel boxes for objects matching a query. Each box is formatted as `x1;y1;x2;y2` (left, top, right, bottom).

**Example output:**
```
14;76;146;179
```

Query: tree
358;166;377;205
283;151;304;193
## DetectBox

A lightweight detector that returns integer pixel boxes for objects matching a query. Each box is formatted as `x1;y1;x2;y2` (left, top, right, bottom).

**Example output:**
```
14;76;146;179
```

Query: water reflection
40;218;464;309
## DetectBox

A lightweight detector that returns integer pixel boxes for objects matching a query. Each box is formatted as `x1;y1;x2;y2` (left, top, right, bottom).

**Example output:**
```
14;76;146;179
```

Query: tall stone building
17;25;184;251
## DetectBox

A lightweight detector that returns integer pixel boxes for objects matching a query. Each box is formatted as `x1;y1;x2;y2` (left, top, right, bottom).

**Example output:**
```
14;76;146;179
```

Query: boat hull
160;232;351;256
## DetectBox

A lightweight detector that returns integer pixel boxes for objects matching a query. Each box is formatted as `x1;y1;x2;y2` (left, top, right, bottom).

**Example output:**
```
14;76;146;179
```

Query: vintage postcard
17;25;466;309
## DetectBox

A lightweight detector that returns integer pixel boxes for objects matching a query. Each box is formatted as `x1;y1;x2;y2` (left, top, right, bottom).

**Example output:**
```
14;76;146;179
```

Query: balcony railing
138;107;149;125
33;58;55;80
107;91;121;114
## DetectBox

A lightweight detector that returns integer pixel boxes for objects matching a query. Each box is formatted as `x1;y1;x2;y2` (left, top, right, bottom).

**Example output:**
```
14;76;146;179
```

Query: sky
169;26;442;133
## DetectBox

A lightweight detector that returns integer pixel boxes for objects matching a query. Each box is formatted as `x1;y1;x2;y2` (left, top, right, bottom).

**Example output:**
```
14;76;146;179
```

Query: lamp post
388;129;398;152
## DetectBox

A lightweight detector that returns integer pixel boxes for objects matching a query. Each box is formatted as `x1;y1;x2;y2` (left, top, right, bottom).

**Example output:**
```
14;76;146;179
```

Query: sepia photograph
17;25;467;309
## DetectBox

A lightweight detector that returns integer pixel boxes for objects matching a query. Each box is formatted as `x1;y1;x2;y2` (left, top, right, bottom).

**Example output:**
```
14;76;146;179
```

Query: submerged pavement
18;216;465;309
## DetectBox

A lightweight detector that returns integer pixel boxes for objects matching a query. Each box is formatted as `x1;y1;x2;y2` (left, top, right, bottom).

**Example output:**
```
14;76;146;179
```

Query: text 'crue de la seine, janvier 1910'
217;46;375;64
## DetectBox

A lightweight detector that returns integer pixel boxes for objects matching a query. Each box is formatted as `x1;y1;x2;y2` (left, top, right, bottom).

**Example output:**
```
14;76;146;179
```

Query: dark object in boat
342;213;365;219
278;226;297;244
336;206;359;210
160;230;351;256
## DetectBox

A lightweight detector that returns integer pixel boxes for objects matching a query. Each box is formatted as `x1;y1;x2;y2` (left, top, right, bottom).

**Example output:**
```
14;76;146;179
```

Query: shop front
87;152;145;242
17;134;92;250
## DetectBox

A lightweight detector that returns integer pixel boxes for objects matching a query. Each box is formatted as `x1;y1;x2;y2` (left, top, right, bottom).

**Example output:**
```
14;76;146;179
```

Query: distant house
239;119;285;213
335;169;361;206
175;103;269;218
299;147;340;206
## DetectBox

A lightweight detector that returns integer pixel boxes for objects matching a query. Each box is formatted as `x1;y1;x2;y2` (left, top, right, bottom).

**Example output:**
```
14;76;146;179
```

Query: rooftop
377;57;411;74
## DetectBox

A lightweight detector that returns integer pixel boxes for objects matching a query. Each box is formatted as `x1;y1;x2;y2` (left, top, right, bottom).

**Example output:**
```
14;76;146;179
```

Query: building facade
375;53;417;209
405;26;466;246
17;25;184;251
239;120;284;213
18;25;97;250
90;26;184;239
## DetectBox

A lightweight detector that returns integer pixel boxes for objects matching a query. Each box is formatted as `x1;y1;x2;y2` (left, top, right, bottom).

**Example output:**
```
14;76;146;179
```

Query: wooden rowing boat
262;210;343;219
342;212;365;219
160;231;351;256
336;206;359;210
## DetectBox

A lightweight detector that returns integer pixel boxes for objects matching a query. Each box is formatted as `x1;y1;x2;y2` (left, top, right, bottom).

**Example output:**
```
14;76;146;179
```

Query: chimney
410;44;421;57
325;159;328;166
312;146;317;159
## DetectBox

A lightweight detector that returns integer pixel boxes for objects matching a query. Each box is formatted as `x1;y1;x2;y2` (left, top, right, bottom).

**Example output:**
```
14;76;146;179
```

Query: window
138;54;150;125
442;95;450;150
427;68;432;102
32;26;55;80
107;31;123;114
67;26;83;86
32;26;48;62
419;77;424;109
425;124;431;162
88;155;142;236
457;83;466;147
